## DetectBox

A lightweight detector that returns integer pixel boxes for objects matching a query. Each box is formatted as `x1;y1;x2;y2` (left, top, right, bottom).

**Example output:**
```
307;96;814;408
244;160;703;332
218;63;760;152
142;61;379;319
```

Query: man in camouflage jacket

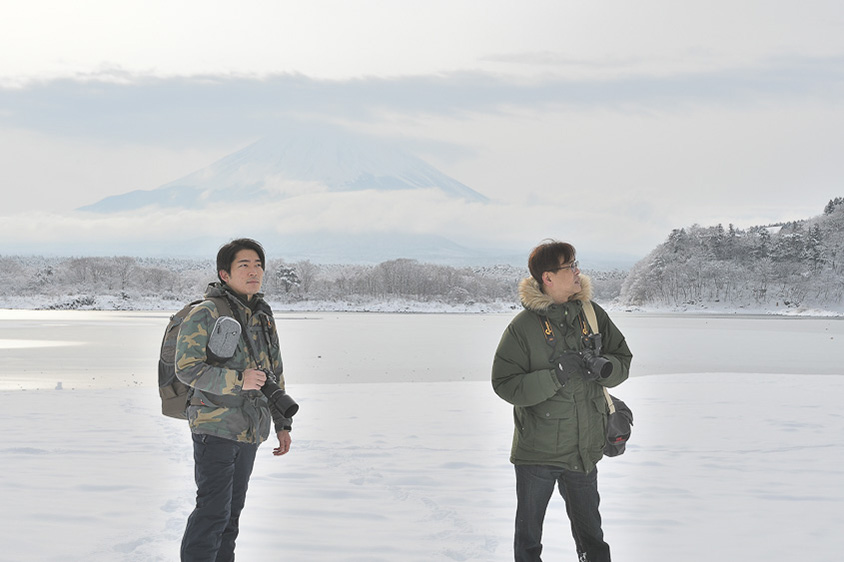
492;240;632;562
176;238;292;562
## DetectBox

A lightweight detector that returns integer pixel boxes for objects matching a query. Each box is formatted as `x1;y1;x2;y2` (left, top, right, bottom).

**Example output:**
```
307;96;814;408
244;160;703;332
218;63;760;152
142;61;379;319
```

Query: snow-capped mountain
60;123;511;264
78;124;488;213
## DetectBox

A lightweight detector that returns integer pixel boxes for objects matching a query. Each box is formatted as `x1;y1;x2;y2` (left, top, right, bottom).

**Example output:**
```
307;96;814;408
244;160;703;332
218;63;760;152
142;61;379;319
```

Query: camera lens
261;379;300;418
586;355;613;379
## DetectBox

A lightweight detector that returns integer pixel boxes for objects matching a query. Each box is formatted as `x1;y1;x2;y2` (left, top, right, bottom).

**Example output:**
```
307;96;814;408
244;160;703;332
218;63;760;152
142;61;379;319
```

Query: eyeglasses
548;260;579;273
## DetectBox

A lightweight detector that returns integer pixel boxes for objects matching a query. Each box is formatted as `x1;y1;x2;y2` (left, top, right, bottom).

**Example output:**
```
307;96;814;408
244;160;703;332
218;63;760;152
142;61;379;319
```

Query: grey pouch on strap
207;316;241;360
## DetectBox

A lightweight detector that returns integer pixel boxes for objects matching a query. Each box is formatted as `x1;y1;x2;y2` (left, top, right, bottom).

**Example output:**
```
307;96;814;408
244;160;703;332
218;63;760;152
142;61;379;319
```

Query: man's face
542;258;581;304
220;249;264;300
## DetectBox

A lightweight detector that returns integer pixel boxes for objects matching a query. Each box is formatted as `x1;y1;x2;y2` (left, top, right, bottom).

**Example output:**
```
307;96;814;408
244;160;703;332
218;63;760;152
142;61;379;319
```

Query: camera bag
602;391;633;457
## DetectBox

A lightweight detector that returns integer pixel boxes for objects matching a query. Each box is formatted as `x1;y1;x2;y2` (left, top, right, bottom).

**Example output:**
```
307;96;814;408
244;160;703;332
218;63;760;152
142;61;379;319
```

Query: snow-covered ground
3;375;843;561
1;310;843;561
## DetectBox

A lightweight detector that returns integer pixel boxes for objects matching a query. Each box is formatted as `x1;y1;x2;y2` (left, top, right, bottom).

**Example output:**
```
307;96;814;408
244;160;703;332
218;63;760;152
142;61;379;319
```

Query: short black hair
528;239;576;287
217;238;266;282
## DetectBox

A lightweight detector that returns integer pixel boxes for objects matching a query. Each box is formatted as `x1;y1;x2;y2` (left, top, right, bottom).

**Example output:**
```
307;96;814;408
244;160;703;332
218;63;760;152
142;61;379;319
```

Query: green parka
492;275;632;472
175;282;290;444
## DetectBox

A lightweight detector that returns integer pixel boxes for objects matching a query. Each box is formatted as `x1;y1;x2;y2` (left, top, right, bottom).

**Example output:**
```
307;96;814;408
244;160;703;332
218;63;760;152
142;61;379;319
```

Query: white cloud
4;1;842;82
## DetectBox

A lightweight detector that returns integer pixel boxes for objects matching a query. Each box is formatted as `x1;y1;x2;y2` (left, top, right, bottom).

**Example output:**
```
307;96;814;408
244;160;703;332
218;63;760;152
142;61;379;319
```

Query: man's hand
242;368;267;391
553;353;584;387
273;430;291;456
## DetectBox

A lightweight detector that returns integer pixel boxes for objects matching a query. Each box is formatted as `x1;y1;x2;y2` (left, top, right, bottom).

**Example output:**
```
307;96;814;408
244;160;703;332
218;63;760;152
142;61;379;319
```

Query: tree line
0;254;626;310
619;197;844;310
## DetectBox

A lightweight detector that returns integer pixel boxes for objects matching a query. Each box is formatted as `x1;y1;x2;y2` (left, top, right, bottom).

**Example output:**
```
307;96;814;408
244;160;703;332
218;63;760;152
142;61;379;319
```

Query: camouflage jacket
175;282;290;444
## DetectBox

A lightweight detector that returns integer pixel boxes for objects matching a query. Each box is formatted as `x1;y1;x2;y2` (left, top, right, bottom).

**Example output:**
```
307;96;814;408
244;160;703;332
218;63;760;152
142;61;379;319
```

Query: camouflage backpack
158;296;232;419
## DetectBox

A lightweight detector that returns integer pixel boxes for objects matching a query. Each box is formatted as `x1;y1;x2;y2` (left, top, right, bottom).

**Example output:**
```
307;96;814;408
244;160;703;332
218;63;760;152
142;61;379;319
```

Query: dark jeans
514;464;610;562
181;434;258;562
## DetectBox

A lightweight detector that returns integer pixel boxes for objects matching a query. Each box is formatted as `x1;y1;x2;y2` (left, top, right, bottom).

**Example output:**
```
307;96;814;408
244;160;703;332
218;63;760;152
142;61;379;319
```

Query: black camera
260;371;299;418
581;333;613;380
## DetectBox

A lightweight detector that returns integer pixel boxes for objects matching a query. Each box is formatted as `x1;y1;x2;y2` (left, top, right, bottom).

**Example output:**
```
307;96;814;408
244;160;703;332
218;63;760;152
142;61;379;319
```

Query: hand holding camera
259;369;299;418
580;333;613;381
553;353;581;387
242;368;267;391
552;333;613;386
240;368;299;419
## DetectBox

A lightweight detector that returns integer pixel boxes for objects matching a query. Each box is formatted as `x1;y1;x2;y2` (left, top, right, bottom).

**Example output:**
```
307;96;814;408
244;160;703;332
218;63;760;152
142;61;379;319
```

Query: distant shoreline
1;297;842;318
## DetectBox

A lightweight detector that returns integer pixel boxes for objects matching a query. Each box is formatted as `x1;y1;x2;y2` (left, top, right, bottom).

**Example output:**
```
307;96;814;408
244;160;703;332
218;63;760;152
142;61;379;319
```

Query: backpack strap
206;295;233;319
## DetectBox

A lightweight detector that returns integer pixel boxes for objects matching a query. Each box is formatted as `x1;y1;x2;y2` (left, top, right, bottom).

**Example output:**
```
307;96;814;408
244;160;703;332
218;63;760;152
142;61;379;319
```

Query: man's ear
542;272;552;287
219;270;230;283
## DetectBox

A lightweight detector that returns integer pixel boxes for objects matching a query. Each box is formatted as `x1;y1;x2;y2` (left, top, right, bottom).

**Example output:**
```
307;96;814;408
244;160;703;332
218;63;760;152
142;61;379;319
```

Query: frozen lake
1;309;843;390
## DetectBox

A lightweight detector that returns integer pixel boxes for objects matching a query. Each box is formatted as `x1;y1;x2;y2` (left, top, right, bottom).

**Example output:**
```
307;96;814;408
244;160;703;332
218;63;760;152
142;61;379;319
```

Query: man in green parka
492;240;632;562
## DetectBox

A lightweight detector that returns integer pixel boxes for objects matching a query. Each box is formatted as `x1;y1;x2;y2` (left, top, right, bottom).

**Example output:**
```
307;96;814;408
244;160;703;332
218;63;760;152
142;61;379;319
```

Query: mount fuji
65;124;519;264
79;124;488;213
8;125;636;267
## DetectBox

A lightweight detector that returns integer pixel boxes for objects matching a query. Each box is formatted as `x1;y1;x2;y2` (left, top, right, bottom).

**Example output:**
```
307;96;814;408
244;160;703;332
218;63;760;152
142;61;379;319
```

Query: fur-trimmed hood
518;274;593;313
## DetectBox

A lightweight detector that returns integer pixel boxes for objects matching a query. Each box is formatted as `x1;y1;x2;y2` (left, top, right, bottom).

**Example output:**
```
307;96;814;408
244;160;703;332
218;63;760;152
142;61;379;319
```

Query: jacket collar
205;282;268;314
518;274;593;314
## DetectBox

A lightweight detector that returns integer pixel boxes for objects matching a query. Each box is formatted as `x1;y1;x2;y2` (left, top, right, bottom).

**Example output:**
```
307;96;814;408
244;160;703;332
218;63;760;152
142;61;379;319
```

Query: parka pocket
517;402;574;453
592;395;608;415
526;396;575;420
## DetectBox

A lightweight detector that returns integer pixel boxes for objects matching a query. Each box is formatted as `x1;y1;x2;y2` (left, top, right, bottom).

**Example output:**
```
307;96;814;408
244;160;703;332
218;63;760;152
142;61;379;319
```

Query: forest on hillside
619;198;844;311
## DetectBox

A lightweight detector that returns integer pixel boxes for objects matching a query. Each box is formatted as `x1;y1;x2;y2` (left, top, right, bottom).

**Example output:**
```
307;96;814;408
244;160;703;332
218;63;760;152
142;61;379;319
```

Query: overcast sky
1;1;843;261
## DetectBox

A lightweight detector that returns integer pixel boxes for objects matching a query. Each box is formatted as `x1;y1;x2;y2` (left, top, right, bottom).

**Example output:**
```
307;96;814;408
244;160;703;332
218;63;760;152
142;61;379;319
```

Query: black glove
553;353;584;387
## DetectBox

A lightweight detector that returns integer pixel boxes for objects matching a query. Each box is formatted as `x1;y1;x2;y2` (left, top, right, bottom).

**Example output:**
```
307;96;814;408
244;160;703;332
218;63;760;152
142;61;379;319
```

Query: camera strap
221;294;263;371
581;301;616;413
541;302;614;411
231;297;280;381
581;300;598;335
538;315;556;347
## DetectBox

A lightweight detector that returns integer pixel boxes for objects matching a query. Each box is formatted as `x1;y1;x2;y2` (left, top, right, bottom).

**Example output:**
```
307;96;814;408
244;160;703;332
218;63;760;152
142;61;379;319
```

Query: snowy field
1;310;843;561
